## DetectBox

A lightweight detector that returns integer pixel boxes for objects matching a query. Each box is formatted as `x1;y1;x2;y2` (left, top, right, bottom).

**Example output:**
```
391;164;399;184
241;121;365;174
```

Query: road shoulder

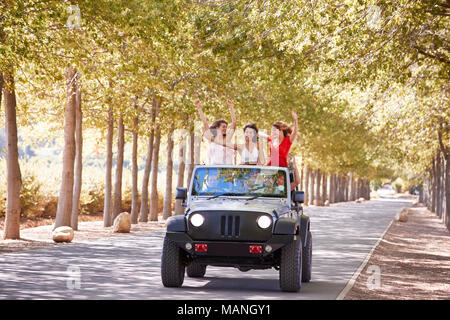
344;204;450;300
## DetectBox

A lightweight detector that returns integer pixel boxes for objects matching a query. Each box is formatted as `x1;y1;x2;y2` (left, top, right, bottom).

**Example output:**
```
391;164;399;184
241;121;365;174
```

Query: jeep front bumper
165;231;295;258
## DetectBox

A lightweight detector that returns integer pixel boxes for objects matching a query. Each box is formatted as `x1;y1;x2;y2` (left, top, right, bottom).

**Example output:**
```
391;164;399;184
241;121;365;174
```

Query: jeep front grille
220;215;240;237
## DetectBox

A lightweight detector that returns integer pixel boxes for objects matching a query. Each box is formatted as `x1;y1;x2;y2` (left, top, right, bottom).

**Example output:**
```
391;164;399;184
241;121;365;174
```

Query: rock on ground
52;226;74;243
396;208;408;222
113;212;131;233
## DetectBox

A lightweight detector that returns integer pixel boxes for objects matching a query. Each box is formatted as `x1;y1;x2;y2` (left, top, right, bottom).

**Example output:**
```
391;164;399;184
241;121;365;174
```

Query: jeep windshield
191;167;288;198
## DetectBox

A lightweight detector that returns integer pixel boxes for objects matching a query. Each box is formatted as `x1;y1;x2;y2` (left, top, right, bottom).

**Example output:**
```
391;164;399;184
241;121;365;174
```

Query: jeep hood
188;199;289;216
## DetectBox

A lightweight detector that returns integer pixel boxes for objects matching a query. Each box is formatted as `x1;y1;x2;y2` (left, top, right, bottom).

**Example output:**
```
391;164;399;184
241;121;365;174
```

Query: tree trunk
344;174;350;202
329;173;335;204
2;72;22;239
304;166;310;205
437;151;443;218
426;169;433;211
186;126;195;186
103;106;114;227
419;173;426;204
194;127;201;165
431;154;437;213
335;175;340;202
71;79;82;231
112;117;125;221
366;180;371;200
444;152;450;230
54;67;77;229
314;169;322;205
174;132;186;215
163;124;175;220
149;123;161;221
338;175;344;202
322;171;327;204
299;160;304;191
139;98;157;222
360;178;365;199
130;102;139;224
360;179;365;200
438;123;450;230
349;173;355;201
309;167;315;206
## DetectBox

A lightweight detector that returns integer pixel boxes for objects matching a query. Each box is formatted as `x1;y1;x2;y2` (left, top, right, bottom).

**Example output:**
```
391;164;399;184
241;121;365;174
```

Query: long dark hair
243;123;259;144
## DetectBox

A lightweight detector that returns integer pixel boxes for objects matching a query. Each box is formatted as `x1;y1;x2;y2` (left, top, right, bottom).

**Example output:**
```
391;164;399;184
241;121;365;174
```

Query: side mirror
175;188;187;200
176;188;188;207
293;191;304;203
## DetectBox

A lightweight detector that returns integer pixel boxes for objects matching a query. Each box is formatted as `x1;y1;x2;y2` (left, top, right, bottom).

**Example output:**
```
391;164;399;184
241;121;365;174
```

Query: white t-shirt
208;142;235;165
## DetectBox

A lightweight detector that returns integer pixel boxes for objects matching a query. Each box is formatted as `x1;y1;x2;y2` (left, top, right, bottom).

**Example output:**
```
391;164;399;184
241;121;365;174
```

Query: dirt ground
344;204;450;300
0;217;166;255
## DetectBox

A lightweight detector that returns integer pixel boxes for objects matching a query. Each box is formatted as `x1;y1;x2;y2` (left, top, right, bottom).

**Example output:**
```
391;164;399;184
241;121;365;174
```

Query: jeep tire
161;237;185;287
186;262;207;278
279;237;302;292
302;231;312;283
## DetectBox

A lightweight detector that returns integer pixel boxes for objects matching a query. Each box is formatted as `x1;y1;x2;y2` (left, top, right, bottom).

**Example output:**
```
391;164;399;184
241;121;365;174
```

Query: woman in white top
221;123;266;165
195;99;237;165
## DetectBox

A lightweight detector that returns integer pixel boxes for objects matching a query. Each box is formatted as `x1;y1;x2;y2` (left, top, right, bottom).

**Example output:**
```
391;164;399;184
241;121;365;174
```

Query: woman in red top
266;110;298;167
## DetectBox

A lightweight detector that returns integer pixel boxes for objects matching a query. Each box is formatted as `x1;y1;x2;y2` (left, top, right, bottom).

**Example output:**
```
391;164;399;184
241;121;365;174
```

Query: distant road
0;199;411;300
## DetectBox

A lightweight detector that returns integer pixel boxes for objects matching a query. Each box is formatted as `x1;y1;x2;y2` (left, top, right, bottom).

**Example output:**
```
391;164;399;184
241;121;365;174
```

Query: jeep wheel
186;262;207;278
279;237;302;292
302;231;312;283
161;237;185;287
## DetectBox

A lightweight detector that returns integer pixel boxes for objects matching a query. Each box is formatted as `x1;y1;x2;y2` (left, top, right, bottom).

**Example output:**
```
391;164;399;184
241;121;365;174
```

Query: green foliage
19;172;43;217
392;177;405;194
1;0;448;200
79;181;105;215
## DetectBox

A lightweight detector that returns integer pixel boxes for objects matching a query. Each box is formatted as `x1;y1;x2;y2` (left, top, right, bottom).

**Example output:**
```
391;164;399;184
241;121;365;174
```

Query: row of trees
1;0;448;239
421;138;449;229
300;167;371;206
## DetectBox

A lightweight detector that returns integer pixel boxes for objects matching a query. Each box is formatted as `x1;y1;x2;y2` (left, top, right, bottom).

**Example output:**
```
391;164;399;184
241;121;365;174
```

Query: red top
267;136;292;167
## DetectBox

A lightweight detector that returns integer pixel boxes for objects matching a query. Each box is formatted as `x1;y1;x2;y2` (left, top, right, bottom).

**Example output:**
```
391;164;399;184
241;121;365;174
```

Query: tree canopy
1;0;448;183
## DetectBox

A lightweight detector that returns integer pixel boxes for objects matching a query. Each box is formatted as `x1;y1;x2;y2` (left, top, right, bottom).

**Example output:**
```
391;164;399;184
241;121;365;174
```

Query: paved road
0;199;411;300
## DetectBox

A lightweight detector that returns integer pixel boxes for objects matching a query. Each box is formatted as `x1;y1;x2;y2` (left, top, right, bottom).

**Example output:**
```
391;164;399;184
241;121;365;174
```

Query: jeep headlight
257;215;272;229
190;213;205;227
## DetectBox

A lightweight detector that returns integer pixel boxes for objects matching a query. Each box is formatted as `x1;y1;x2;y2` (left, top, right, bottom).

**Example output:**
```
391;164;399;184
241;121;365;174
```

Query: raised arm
211;138;241;152
257;137;266;165
290;110;298;143
195;100;214;141
226;99;237;136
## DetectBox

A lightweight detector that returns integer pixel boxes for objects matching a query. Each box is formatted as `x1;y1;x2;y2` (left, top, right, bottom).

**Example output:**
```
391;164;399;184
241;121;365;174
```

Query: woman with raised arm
195;99;237;165
219;123;266;165
263;110;299;168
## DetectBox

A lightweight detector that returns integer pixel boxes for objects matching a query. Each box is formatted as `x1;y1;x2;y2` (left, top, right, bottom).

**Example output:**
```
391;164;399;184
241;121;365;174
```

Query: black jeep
161;165;312;292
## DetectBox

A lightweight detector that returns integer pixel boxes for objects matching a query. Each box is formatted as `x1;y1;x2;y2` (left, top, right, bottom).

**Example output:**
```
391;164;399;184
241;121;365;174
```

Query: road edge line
335;217;395;300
